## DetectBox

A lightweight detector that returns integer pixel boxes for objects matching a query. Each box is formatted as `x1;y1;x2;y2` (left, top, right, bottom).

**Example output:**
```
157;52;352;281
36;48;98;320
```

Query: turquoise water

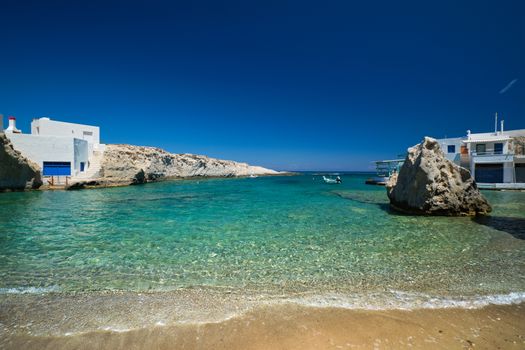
1;173;524;302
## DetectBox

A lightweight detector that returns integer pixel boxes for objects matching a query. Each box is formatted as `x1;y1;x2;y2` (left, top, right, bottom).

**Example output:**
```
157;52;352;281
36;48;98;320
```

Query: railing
470;151;512;156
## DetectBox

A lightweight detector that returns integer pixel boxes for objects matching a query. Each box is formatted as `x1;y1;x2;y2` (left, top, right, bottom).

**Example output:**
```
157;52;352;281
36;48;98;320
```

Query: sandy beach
3;303;524;350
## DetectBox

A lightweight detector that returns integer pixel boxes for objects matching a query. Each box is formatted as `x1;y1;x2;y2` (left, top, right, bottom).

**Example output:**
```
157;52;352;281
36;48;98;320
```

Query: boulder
0;133;43;191
386;137;491;216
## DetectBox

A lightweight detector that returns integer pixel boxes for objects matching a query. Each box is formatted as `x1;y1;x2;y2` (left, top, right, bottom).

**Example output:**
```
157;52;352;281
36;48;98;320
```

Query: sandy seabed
2;303;524;350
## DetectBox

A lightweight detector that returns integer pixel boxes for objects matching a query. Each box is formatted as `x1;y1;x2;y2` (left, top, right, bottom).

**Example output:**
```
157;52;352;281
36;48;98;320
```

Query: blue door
80;162;85;172
43;162;71;176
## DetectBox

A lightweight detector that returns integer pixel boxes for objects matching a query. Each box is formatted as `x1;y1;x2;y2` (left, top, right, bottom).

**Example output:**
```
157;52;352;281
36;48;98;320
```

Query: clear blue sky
1;0;523;171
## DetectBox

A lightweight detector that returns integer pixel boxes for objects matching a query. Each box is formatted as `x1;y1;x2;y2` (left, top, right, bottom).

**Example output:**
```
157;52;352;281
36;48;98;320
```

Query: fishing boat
323;175;342;184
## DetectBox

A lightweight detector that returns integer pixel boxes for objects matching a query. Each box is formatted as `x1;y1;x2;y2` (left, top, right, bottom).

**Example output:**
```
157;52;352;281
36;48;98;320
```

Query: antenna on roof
494;112;498;135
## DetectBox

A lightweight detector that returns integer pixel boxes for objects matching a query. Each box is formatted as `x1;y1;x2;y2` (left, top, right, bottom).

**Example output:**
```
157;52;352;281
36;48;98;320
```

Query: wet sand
3;303;524;350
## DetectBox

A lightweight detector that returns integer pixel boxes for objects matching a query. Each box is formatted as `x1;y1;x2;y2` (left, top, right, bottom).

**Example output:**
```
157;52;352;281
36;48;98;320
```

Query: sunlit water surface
1;174;524;335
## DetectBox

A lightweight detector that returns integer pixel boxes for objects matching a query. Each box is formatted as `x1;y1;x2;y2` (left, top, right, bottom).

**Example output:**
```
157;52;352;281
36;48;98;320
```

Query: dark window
476;144;486;155
447;145;456;153
80;162;85;172
494;143;503;155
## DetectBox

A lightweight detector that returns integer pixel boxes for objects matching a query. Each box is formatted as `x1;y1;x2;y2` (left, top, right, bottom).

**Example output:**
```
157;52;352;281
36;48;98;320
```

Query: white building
2;116;102;178
436;123;525;185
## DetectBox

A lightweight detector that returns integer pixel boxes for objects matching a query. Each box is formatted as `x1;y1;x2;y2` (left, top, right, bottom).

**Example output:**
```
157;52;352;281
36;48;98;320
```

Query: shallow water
0;174;524;335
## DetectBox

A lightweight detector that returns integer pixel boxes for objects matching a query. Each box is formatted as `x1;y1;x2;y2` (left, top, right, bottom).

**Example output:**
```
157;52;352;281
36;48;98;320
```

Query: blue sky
1;0;524;171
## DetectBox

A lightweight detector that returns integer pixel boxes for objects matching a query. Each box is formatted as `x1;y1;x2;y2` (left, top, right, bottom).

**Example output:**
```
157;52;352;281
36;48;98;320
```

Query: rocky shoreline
0;137;285;191
0;133;42;191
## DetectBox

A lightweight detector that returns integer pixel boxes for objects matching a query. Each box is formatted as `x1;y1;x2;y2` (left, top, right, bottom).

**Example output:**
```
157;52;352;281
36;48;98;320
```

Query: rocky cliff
0;133;42;191
510;136;525;156
386;137;491;216
71;144;281;188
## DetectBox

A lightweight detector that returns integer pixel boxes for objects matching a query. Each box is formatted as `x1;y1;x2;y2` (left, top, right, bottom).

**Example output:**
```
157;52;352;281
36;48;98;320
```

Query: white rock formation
70;144;281;188
386;137;491;216
0;133;42;191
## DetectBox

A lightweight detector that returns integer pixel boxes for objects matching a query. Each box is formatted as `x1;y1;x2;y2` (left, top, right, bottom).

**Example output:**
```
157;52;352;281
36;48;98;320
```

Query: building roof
462;136;511;143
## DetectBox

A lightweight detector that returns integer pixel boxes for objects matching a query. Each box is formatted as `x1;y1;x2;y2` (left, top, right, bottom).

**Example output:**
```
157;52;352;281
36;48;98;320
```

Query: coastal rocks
72;144;281;187
0;133;42;191
386;137;491;216
510;136;525;156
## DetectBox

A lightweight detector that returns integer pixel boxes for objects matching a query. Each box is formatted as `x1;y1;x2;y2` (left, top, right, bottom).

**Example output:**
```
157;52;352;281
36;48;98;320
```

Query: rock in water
386;137;491;216
0;133;42;191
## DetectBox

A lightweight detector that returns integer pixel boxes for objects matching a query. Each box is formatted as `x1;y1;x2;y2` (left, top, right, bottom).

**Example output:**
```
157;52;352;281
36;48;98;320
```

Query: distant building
367;157;405;185
3;116;102;178
437;126;525;185
369;119;525;188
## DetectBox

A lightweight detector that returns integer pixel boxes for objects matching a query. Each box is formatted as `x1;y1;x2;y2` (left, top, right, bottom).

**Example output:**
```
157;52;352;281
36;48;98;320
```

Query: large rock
72;144;281;187
0;133;42;191
386;137;491;216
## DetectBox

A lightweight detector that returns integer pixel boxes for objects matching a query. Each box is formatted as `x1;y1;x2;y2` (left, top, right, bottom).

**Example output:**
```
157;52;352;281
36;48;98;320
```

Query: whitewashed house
2;116;102;178
436;122;525;186
370;118;525;188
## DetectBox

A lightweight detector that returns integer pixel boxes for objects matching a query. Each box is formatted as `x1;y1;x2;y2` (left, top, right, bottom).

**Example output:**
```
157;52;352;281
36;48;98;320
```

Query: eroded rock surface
386;137;491;216
0;133;42;191
73;144;281;187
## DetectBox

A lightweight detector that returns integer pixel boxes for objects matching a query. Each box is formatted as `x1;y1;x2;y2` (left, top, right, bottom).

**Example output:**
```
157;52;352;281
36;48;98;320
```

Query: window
476;144;486;155
494;143;503;155
447;145;456;153
83;131;94;143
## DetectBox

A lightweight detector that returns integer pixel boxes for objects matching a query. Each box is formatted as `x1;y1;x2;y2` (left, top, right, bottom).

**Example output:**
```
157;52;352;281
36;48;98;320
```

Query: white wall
504;163;514;183
6;133;88;176
436;137;464;164
31;118;100;147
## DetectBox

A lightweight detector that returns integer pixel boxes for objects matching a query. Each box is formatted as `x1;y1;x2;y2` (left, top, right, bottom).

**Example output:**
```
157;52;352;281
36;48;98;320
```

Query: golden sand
3;303;524;350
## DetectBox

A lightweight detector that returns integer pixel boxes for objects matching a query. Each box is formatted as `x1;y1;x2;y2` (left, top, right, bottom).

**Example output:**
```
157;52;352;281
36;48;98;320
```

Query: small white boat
249;174;258;178
323;176;342;184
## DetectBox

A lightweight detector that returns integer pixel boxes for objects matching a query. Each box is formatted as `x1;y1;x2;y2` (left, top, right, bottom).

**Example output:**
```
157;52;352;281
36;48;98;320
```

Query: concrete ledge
478;182;525;190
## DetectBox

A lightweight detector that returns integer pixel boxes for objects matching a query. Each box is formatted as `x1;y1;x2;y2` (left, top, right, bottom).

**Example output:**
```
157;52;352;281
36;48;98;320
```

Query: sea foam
0;286;60;294
287;291;525;310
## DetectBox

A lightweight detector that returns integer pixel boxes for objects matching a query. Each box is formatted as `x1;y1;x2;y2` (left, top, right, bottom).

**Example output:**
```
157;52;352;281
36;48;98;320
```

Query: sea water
1;174;524;335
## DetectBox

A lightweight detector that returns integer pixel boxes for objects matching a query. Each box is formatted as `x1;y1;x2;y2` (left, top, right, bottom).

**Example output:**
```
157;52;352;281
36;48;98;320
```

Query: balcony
470;151;515;163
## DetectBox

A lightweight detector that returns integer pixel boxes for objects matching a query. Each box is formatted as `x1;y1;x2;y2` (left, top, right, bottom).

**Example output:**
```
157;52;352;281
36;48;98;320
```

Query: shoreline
3;302;524;349
2;288;524;340
68;171;297;190
0;172;297;192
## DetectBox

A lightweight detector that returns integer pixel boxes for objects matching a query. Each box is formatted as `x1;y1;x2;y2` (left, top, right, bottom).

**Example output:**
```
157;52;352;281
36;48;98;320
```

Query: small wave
99;326;132;333
0;285;60;294
286;291;525;310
